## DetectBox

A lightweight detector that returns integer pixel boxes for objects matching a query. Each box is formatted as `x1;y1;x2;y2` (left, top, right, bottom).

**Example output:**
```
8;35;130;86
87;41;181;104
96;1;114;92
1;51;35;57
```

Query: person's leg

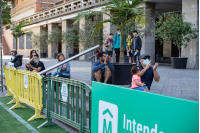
104;66;111;83
115;49;120;63
133;52;136;64
129;57;132;63
94;69;101;82
52;72;59;76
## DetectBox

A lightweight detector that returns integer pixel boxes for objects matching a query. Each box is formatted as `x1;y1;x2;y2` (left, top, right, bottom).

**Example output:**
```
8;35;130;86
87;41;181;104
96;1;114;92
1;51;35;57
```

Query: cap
139;54;150;60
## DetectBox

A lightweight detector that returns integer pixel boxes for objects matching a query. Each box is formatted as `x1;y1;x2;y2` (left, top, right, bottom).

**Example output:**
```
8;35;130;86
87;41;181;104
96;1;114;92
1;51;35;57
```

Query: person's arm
11;56;18;63
106;61;114;71
65;62;70;72
153;62;160;82
135;80;145;87
32;66;42;72
138;61;151;77
93;61;105;72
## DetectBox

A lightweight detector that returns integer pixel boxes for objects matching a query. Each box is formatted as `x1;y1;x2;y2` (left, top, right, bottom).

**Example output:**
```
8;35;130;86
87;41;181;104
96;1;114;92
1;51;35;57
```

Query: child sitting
131;65;150;92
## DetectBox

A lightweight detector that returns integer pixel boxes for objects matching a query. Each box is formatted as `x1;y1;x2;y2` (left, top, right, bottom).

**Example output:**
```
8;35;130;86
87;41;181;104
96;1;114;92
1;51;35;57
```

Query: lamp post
0;0;3;92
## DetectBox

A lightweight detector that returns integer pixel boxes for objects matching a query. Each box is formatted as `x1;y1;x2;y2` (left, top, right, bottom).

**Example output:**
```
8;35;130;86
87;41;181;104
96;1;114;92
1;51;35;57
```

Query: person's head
128;33;132;39
131;66;141;76
117;29;121;35
98;51;106;62
33;55;39;64
133;30;138;37
109;33;113;39
29;60;35;66
30;50;37;59
56;53;65;61
11;50;17;56
139;54;150;66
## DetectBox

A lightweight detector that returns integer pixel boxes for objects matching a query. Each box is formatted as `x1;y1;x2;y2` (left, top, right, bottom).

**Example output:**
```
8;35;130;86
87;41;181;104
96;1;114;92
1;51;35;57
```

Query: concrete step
2;36;10;55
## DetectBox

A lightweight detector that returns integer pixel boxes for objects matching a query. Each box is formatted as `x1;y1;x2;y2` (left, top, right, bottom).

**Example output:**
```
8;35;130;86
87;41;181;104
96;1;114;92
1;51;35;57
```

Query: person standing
113;29;126;63
105;33;114;61
131;30;142;65
126;33;133;63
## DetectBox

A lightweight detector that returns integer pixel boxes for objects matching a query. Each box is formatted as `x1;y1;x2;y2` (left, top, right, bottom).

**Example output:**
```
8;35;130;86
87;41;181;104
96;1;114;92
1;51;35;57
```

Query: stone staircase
2;36;10;55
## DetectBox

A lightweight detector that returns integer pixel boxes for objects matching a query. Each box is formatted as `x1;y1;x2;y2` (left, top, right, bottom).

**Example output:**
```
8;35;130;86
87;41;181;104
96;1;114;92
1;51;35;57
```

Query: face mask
118;32;120;35
128;37;131;39
143;59;150;66
34;60;38;64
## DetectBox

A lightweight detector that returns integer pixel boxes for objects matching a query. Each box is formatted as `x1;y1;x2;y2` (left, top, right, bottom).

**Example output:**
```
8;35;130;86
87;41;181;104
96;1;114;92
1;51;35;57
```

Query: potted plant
73;0;148;84
30;31;48;58
152;12;198;69
47;27;63;59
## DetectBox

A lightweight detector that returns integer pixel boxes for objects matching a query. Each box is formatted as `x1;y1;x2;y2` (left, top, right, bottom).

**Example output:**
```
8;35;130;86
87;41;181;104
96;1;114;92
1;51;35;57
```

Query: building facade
3;0;199;68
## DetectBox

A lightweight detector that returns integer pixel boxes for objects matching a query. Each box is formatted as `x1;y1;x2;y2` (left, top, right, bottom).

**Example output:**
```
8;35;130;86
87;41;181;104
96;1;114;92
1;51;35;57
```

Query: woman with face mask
26;50;39;70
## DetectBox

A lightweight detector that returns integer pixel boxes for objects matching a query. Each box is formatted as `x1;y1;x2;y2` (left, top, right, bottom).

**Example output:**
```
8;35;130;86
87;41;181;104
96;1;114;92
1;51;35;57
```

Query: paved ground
1;55;199;102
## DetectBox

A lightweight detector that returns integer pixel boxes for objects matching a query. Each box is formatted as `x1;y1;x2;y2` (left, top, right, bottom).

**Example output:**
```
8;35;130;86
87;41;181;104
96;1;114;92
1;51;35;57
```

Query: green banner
91;82;199;133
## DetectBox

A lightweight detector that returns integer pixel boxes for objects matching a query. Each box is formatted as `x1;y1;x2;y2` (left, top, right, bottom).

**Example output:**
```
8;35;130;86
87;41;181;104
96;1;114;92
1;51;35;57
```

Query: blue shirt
141;66;154;90
56;60;70;76
93;60;114;75
113;34;126;49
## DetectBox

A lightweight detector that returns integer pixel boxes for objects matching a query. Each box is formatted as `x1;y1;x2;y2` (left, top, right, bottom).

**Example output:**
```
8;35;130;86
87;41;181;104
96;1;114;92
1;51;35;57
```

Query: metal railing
39;45;99;75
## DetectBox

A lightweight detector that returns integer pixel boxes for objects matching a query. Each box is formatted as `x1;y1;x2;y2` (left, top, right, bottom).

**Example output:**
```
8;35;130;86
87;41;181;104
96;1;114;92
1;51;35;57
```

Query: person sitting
52;53;70;79
26;50;38;70
93;51;114;84
4;51;15;66
30;55;45;75
5;50;23;68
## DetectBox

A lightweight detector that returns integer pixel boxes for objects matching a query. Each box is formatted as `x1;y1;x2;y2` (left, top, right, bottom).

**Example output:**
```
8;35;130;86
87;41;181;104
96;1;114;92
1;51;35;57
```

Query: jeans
133;50;140;65
114;48;120;63
52;72;70;79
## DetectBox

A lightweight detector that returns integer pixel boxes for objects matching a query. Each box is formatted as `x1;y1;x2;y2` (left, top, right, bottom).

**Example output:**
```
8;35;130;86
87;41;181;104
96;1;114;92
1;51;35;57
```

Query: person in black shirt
31;55;45;74
139;54;160;90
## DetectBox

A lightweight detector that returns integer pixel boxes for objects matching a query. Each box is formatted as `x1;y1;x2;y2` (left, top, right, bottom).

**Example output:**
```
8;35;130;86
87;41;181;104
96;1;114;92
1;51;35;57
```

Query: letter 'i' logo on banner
98;100;118;133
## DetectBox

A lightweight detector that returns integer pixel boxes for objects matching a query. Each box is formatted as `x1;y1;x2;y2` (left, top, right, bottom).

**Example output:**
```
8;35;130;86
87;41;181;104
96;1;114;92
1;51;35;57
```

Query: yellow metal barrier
4;66;17;104
5;68;46;121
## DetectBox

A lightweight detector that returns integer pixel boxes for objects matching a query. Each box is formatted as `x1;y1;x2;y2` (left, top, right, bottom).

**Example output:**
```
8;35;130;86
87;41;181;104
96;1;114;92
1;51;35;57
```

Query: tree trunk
119;27;125;63
15;37;18;51
178;47;181;57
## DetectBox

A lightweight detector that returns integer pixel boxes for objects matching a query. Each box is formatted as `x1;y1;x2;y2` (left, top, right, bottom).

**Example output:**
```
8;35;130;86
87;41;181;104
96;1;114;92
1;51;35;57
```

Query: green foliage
79;20;104;51
10;20;31;50
46;27;63;53
2;1;11;25
73;0;148;62
62;27;79;49
151;12;198;57
30;31;48;53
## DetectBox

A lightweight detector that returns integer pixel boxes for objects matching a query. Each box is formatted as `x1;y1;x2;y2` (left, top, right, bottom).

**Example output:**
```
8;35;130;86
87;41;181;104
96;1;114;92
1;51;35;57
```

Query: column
62;19;73;58
182;0;199;68
103;10;116;63
140;2;156;64
48;23;57;58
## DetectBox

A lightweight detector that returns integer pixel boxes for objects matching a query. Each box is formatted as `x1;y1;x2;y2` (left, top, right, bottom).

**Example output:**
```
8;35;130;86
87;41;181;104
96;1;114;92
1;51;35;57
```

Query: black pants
115;48;120;63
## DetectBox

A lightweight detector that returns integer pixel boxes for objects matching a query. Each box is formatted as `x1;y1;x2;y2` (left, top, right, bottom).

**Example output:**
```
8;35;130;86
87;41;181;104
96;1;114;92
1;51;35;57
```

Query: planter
53;53;58;59
171;57;188;69
112;63;136;85
40;53;46;58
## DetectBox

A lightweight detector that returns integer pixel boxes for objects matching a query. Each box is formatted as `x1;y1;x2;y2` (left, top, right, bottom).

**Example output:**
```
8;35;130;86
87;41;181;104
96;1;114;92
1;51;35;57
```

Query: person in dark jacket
6;51;23;68
93;51;114;84
131;30;142;65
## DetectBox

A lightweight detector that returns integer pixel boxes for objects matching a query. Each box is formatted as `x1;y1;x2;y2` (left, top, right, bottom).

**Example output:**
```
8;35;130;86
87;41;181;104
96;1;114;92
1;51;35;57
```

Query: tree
29;31;48;53
2;1;11;25
151;12;198;57
73;0;148;63
46;27;62;53
62;27;79;49
10;20;31;51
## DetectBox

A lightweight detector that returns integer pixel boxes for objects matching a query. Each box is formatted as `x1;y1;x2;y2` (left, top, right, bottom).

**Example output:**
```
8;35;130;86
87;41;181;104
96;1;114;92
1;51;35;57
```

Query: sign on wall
91;82;199;133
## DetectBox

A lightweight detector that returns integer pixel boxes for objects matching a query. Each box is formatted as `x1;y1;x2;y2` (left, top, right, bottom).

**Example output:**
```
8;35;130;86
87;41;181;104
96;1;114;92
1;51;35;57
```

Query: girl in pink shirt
131;66;149;92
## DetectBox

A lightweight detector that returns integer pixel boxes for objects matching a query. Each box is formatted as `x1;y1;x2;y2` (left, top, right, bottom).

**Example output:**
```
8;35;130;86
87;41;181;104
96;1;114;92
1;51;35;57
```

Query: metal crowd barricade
38;76;92;133
10;69;46;121
4;66;17;104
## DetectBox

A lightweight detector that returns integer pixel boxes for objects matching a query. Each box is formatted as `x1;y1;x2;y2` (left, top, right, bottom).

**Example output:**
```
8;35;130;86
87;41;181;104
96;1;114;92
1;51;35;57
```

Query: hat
139;54;150;60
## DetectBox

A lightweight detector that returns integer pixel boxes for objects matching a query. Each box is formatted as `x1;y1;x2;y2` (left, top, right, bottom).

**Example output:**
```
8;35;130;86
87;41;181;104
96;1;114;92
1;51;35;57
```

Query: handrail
39;45;99;75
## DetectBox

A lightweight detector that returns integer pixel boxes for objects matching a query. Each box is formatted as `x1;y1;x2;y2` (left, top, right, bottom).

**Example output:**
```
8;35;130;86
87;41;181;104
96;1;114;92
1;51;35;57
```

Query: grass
0;96;66;133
